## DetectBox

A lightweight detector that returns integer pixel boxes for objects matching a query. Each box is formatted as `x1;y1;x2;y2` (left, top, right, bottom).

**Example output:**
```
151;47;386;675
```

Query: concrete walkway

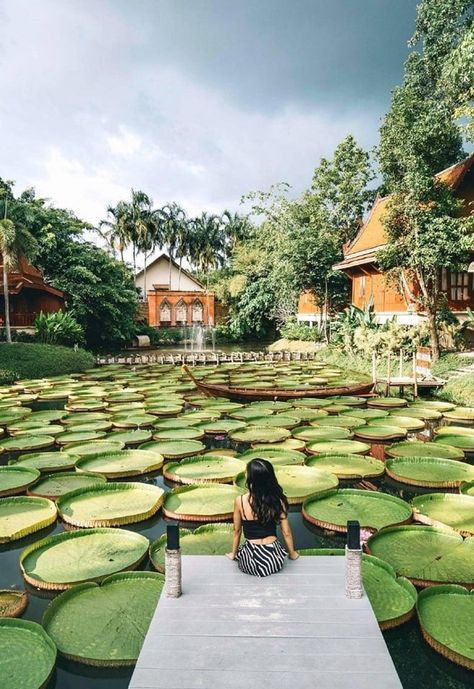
129;555;403;689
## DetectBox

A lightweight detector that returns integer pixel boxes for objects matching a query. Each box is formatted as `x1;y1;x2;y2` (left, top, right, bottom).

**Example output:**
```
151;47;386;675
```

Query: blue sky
0;0;417;224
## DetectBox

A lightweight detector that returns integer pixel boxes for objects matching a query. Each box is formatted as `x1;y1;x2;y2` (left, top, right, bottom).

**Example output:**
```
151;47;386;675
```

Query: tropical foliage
34;311;84;347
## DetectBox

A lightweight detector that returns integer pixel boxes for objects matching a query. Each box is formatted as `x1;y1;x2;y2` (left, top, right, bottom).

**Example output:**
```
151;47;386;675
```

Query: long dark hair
245;458;288;524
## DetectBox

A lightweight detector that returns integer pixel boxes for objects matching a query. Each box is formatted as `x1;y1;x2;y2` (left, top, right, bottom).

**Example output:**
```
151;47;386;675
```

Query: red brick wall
147;290;215;327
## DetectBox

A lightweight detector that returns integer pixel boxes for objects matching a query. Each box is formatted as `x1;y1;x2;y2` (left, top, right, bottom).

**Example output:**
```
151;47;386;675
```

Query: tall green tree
378;0;474;359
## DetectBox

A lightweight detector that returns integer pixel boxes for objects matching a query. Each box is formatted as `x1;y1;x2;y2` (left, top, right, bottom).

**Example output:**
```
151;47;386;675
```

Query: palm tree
220;210;251;261
98;201;130;262
159;203;187;287
191;212;225;288
0;201;37;343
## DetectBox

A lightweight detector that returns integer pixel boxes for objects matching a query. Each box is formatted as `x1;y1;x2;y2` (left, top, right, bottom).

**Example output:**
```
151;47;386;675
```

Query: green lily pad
197;420;247;435
292;426;353;441
354;424;407;441
367;525;474;586
43;572;164;666
229;426;291;444
76;450;164;478
417;585;474;669
0;619;56;688
62;412;110;425
0;496;57;543
305;453;384;479
434;434;474;452
28;471;107;499
13;452;78;473
342;408;388;420
62;439;125;456
0;589;28;618
252;439;306;451
152;426;205;441
164;455;246;484
163;483;245;521
0;466;41;497
106;429;152;445
236;465;338;504
55;430;107;445
20;528;149;590
238;448;306;466
386;441;464;460
368;397;408;409
111;414;156;428
0;435;55;452
379;415;425;431
306;439;370;455
311;415;366;429
435;425;474;437
139;439;205;459
150;524;237;572
397;407;442;421
461;481;474;496
303;488;412;532
57;482;164;527
385;456;474;488
412;493;474;536
247;415;300;429
443;407;474;422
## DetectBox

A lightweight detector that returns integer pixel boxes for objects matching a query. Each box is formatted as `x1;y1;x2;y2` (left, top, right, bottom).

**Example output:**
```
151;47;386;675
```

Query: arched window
159;299;172;323
192;298;203;322
175;298;187;323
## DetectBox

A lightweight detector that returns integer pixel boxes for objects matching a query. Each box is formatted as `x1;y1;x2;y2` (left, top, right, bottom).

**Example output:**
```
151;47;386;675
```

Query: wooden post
412;352;418;399
345;520;362;599
165;523;182;598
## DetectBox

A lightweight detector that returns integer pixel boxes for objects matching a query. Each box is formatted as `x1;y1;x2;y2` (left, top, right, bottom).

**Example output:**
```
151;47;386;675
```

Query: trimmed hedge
0;343;95;380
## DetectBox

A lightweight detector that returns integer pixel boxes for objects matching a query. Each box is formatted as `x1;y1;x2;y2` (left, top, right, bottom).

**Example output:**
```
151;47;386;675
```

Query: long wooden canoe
181;366;374;401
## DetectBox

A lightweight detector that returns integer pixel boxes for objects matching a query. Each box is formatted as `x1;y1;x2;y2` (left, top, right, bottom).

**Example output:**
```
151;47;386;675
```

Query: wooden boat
182;366;374;402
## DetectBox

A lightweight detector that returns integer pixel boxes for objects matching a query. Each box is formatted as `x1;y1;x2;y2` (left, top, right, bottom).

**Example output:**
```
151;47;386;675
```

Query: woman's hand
288;551;300;560
225;552;236;560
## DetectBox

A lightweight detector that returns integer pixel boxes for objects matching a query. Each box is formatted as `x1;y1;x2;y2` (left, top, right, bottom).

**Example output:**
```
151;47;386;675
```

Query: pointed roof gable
334;154;474;272
135;253;204;289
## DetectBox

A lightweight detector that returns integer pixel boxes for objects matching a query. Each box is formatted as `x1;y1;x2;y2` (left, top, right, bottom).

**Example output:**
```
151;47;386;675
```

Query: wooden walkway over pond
128;555;403;689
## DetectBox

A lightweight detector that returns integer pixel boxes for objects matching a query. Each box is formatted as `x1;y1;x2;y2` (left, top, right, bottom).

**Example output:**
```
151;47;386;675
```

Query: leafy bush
280;321;322;342
0;368;19;385
437;372;474;407
212;324;241;343
0;343;95;379
35;311;84;346
432;353;467;377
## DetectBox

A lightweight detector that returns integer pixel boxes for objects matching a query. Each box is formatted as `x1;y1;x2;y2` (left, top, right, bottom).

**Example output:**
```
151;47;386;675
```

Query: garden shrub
0;343;95;379
280;321;322;342
35;311;85;346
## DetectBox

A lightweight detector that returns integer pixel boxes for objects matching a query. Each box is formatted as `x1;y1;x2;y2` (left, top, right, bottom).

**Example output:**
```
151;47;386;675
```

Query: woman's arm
280;514;299;559
226;497;242;560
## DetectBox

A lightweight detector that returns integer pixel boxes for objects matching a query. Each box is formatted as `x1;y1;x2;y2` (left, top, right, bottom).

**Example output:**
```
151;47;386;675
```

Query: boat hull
192;380;375;402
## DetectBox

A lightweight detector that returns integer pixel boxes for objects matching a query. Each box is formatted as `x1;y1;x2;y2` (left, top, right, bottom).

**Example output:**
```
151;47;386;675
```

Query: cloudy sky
0;0;418;225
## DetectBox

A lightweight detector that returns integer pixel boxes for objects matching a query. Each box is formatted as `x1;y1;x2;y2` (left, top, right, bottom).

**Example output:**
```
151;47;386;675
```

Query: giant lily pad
13;452;78;473
443;407;474;422
368;397;408;409
0;466;40;497
434;434;474;452
197;419;247;435
0;590;28;618
386;441;464;460
106;429;152;445
20;528;149;590
62;439;125;456
28;471;107;499
152;426;205;441
0;435;55;452
412;493;474;536
435;425;474;437
461;481;474;496
229;426;291;444
55;430;107;445
238;448;306;466
341;408;388;420
367;525;474;587
247;415;300;429
375;415;425;431
164;455;245;484
252;439;306;451
0;496;57;543
397;407;442;421
417;585;474;669
354;424;407;441
305;453;384;479
139;439;205;459
163;483;245;521
385;456;474;488
299;550;417;629
292;426;352;441
57;482;164;527
306;439;370;455
236;465;338;504
0;619;56;688
43;571;164;665
76;450;164;478
311;415;366;429
150;524;236;572
303;489;412;532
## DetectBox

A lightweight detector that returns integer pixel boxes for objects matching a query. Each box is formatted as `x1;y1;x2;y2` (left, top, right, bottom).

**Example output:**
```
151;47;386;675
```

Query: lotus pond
0;361;473;688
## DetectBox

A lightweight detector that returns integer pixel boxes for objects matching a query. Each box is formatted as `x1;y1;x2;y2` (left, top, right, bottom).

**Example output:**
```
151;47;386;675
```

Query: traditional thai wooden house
0;256;65;328
135;253;215;327
333;154;474;324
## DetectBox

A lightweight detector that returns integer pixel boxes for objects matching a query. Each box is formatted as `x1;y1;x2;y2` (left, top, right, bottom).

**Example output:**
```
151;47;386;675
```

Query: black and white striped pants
235;540;286;577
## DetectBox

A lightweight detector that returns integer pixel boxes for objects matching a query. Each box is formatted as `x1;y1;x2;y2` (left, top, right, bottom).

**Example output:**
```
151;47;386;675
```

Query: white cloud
106;125;143;157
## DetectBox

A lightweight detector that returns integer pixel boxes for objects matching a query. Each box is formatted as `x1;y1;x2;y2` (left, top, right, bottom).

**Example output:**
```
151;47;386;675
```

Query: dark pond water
0;408;472;689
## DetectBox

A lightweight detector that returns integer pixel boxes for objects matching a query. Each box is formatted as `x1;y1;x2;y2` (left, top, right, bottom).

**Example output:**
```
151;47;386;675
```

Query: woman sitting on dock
226;458;299;576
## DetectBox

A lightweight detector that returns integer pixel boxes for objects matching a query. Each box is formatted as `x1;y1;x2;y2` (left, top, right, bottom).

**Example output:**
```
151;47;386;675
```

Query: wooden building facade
333;154;474;324
0;256;65;328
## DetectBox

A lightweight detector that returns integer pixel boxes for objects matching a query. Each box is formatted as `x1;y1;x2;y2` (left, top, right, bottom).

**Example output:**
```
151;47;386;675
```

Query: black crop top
240;496;277;539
